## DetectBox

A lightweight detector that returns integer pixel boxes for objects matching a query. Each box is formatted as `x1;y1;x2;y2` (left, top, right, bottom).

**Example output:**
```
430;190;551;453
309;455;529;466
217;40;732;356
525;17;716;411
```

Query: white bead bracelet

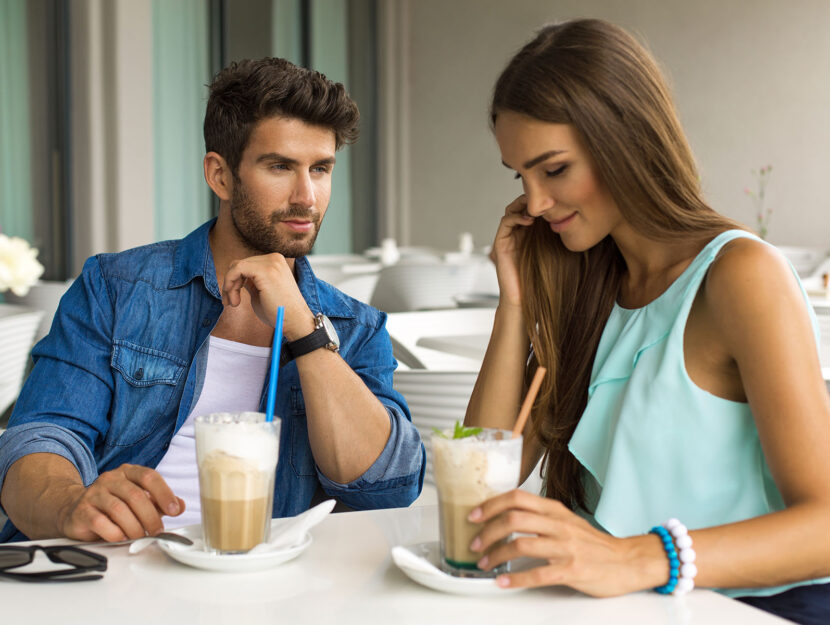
665;518;696;595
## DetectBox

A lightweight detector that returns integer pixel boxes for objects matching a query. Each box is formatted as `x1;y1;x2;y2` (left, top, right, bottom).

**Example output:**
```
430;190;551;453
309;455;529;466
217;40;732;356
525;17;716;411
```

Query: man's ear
204;152;233;201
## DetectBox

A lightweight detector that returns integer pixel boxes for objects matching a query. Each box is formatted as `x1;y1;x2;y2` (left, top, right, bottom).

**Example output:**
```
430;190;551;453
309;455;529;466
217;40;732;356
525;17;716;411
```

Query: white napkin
249;499;336;553
391;545;452;578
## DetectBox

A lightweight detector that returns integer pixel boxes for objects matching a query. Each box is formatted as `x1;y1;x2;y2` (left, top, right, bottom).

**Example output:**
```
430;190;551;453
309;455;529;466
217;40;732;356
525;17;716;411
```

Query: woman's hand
469;489;666;597
490;195;535;308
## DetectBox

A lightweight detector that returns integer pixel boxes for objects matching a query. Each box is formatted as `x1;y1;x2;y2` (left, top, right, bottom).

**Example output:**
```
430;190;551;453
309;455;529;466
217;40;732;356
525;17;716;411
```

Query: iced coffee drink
431;428;521;577
194;412;279;554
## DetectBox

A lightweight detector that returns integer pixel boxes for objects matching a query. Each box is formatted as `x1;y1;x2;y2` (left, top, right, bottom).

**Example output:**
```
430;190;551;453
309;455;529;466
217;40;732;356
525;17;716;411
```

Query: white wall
393;0;830;251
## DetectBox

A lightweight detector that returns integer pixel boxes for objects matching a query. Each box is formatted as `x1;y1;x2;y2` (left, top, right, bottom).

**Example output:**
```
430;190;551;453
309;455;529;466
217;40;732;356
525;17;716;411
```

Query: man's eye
545;165;568;178
270;163;289;171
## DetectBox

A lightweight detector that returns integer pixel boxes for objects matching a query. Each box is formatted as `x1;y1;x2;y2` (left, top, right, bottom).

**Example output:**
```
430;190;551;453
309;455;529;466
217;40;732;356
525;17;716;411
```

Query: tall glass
194;412;279;554
431;428;522;577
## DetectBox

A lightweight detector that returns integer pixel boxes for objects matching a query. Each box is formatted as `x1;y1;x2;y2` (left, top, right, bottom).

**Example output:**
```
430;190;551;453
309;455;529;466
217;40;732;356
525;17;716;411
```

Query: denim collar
168;218;356;319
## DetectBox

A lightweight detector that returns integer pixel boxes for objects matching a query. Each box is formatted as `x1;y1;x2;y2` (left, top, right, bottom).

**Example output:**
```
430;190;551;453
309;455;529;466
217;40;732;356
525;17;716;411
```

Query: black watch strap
281;327;330;366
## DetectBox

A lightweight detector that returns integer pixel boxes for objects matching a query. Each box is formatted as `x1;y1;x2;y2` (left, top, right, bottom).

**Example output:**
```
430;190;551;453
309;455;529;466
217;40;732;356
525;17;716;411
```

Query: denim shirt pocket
289;385;317;477
107;340;187;447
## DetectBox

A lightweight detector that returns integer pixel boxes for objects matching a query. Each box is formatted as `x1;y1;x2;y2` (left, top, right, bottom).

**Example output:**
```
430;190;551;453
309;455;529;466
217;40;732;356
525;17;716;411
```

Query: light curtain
0;0;33;242
152;0;211;242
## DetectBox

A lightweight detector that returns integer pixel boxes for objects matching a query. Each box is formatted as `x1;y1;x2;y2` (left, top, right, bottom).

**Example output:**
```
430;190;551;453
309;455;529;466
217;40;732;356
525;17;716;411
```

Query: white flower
0;233;45;296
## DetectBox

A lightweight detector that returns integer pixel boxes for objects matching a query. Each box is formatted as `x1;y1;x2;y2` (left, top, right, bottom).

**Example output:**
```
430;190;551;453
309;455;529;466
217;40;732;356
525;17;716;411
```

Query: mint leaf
452;421;482;439
431;427;448;439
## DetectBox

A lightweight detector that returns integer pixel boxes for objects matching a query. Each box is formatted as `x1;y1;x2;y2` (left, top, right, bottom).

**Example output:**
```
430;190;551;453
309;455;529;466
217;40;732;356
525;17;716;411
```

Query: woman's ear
204;152;233;201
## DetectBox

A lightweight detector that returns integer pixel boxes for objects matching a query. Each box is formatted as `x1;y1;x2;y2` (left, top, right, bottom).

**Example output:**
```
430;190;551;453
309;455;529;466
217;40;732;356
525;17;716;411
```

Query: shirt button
135;368;144;380
202;318;212;327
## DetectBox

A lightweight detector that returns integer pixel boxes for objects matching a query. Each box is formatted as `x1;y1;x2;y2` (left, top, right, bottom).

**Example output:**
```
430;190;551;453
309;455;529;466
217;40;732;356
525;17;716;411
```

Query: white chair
0;304;44;416
370;262;480;313
385;308;495;370
4;279;72;344
331;273;379;304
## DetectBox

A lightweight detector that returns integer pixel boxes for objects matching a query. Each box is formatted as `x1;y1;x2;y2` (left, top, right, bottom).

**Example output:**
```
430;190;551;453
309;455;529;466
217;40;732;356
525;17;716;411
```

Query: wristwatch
281;313;340;365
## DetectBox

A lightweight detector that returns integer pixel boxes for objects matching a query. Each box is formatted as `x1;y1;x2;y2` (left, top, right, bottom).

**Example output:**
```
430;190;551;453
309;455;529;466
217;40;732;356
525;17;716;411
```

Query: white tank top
155;335;271;528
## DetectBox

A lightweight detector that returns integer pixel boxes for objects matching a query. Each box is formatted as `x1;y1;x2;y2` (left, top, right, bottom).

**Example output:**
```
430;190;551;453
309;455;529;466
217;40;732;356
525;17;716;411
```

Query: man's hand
221;253;314;340
56;464;185;542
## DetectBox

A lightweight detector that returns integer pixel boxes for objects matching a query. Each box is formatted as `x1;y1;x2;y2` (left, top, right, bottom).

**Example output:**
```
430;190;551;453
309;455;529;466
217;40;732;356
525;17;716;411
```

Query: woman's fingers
470;489;568;524
479;535;567;571
471;508;561;553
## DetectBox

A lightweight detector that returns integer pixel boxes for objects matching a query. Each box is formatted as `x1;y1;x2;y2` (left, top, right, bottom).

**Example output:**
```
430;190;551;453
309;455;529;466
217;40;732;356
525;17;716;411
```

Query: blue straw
265;306;285;423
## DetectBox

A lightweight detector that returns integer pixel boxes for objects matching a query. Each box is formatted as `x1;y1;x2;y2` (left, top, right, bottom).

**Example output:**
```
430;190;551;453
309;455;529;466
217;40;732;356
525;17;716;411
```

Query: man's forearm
296;350;392;484
0;453;85;539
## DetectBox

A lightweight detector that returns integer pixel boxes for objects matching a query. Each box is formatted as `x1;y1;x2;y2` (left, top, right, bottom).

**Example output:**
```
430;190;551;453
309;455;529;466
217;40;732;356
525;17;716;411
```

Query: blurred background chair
370;262;480;313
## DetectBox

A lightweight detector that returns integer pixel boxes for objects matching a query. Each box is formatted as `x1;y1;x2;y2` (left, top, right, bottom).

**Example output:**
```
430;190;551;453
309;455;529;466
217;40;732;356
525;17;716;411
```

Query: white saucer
156;523;312;573
392;541;525;596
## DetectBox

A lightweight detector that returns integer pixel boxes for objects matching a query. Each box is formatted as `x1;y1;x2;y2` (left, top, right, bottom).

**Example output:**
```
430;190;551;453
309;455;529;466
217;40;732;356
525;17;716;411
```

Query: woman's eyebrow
501;149;568;172
522;150;567;169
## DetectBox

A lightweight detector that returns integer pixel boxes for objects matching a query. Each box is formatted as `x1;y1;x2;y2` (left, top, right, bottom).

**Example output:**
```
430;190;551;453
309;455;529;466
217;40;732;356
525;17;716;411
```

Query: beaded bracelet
649;525;679;594
665;518;697;595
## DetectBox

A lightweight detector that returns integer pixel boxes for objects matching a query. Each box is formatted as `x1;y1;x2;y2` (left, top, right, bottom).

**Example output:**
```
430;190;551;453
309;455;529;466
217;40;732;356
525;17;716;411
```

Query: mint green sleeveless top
568;230;828;597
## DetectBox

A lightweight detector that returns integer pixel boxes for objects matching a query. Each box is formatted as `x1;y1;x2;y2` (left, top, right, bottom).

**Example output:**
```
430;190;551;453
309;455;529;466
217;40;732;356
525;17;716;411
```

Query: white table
0;506;786;624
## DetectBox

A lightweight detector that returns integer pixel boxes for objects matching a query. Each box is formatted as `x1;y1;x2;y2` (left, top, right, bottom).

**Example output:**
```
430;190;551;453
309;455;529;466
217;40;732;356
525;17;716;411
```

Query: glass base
442;557;505;579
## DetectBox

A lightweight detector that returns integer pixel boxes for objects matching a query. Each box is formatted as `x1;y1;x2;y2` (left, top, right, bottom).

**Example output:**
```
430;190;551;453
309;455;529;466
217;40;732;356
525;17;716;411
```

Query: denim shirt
0;219;425;541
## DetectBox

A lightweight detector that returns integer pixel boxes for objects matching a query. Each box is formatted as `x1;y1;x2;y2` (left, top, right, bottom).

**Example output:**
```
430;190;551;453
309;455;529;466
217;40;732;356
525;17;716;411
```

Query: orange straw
511;366;547;439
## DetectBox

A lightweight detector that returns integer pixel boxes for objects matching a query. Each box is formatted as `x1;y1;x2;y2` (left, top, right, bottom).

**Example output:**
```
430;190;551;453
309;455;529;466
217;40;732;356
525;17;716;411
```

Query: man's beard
229;181;321;258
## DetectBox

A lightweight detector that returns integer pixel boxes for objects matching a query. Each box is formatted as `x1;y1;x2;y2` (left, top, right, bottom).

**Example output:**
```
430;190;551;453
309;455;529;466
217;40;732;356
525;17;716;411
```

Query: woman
464;18;830;624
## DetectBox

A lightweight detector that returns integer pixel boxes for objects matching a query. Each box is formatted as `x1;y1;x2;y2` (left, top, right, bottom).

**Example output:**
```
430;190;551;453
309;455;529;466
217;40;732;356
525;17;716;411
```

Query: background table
0;505;788;624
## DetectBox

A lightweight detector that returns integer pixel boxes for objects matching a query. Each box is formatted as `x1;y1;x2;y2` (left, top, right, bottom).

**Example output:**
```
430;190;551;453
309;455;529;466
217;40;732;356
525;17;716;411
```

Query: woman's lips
548;212;577;233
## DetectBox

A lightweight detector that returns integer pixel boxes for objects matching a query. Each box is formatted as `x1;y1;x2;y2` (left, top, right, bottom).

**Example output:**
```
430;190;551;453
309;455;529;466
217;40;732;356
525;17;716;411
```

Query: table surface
0;506;786;625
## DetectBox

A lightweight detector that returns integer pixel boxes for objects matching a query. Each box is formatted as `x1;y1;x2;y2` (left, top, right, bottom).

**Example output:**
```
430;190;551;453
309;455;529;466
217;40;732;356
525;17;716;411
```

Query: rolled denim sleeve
316;312;425;509
0;257;115;502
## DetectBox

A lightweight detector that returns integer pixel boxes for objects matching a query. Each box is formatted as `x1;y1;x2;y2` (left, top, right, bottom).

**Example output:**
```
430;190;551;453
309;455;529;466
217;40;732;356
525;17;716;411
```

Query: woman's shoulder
703;235;804;322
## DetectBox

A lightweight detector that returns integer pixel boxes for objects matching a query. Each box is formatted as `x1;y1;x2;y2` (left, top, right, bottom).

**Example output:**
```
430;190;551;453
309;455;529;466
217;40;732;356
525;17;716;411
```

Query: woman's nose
525;188;555;217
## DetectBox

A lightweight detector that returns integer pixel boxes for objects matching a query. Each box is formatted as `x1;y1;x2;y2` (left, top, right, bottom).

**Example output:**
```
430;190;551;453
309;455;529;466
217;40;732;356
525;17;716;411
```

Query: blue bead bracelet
650;525;679;594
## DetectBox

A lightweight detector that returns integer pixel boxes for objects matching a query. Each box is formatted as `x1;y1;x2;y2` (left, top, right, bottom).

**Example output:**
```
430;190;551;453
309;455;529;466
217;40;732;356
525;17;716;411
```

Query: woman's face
494;110;624;252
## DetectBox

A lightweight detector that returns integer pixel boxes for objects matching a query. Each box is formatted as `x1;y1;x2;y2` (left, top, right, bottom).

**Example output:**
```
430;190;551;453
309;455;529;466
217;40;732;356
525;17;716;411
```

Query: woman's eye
513;172;522;180
545;164;568;178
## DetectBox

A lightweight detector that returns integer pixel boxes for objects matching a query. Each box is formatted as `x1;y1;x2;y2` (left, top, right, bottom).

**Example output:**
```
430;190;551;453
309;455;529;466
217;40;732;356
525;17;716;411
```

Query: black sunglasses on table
0;545;107;582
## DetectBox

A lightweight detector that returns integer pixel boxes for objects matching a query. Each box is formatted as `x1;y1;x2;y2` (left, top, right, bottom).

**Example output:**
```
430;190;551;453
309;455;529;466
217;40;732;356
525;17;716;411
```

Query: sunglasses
0;545;107;582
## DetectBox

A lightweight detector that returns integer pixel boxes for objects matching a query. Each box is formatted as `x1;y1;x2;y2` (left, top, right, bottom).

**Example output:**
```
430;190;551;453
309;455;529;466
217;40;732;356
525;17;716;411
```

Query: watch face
321;315;340;349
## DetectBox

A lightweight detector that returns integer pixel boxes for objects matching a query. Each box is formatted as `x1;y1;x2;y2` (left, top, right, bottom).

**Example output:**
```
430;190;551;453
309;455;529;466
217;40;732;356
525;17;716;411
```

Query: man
0;58;424;542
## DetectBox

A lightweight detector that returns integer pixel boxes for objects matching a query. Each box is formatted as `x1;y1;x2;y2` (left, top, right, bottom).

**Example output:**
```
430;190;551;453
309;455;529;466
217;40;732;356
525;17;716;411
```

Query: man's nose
290;173;316;208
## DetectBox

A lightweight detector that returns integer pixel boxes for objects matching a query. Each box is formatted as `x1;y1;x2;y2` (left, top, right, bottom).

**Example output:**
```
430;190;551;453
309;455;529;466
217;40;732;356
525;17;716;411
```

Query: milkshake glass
194;412;279;554
431;428;522;577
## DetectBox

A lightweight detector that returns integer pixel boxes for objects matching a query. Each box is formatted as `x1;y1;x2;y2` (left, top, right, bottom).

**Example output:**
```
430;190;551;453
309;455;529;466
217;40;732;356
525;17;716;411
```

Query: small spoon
72;532;194;549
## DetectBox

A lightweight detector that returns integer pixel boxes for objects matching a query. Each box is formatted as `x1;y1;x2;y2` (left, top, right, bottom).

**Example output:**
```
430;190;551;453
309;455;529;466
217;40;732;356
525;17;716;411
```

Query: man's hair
204;57;360;175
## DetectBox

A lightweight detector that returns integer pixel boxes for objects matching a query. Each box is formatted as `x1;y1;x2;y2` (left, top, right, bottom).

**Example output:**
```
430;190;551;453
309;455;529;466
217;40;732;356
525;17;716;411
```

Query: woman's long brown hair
491;19;744;511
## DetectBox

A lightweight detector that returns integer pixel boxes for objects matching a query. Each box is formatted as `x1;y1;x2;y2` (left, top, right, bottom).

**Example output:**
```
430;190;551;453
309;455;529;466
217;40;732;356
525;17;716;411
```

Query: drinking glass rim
430;428;521;444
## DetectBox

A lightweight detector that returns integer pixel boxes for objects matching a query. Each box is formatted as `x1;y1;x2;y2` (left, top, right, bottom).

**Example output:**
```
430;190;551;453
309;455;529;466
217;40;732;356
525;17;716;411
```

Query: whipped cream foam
195;412;279;472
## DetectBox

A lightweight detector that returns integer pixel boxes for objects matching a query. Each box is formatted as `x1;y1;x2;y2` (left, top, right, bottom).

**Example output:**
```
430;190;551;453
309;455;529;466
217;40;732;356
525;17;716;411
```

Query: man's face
229;116;336;258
